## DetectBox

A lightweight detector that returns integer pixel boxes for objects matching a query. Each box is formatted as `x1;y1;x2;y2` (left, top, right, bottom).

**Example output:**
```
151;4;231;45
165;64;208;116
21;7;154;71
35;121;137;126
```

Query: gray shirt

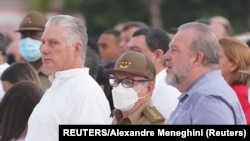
167;70;246;125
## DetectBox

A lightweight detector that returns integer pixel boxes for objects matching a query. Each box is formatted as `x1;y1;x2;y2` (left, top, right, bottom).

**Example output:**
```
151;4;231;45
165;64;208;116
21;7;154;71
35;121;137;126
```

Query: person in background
237;69;250;124
127;27;180;119
98;29;120;70
209;16;233;39
113;22;126;32
5;39;22;65
97;29;121;111
164;22;246;124
1;62;41;92
25;15;112;141
87;38;114;110
0;33;10;101
0;80;43;141
105;51;165;124
218;37;250;118
119;21;148;55
15;10;51;90
84;46;101;80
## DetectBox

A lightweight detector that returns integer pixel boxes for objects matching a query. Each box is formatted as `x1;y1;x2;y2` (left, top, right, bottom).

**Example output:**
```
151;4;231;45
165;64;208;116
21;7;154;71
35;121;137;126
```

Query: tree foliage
30;0;250;38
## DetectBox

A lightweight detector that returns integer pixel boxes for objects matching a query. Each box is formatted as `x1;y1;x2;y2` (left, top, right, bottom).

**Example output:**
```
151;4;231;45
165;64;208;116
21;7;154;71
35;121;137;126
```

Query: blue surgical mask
19;37;42;62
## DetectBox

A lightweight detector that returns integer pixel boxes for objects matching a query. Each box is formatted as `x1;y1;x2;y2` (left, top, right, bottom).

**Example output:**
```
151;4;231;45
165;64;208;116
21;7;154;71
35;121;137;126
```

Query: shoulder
142;106;165;124
37;65;50;76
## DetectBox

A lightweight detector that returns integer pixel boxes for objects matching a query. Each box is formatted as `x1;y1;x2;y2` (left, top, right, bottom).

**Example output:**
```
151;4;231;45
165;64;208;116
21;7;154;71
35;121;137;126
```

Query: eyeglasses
109;78;150;88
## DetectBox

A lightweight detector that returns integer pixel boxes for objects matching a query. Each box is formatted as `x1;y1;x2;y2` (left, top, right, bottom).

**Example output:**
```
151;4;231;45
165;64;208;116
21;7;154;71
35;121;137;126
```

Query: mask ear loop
135;81;150;99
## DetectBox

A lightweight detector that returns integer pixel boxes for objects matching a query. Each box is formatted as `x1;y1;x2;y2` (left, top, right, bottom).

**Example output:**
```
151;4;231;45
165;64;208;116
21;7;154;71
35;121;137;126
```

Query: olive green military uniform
37;65;51;90
112;100;165;124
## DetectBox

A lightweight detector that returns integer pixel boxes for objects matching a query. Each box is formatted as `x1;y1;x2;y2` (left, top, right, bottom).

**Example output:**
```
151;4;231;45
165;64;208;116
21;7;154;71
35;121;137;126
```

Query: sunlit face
219;45;233;83
163;30;193;88
1;81;13;93
41;25;77;74
119;27;139;55
98;34;120;61
127;35;156;64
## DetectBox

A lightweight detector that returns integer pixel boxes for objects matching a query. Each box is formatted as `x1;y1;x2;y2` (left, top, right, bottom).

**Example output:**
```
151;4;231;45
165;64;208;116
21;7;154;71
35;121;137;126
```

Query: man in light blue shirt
164;22;246;124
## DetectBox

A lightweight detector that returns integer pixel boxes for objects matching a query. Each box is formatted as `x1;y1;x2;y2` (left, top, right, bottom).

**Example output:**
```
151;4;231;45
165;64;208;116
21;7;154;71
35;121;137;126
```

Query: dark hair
1;62;41;88
85;47;100;79
102;29;121;38
132;27;171;53
0;33;12;55
87;38;99;55
0;80;43;141
122;21;149;32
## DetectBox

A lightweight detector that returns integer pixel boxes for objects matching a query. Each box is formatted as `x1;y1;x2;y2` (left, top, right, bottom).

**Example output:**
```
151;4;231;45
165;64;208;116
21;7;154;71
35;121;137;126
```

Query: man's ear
154;49;164;60
74;43;83;56
192;52;203;66
147;81;155;94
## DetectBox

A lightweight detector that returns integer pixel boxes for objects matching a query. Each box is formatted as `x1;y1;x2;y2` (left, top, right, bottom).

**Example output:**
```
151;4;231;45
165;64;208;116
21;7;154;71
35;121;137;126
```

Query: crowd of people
0;9;249;140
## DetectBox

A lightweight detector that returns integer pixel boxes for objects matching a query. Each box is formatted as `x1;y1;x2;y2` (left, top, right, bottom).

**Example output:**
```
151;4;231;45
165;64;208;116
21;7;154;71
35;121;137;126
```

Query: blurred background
1;0;250;41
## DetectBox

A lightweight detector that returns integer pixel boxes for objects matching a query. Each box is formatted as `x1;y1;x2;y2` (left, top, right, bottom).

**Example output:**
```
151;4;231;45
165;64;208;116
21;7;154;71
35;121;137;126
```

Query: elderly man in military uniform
15;10;51;90
105;51;165;124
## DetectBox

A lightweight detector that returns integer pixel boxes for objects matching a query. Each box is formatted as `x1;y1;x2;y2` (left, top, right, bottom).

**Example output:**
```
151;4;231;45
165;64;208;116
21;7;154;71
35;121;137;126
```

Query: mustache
165;61;172;67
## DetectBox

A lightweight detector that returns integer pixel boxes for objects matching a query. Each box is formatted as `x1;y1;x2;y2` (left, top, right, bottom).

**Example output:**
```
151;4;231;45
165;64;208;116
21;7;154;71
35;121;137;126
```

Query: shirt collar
48;67;89;82
155;68;166;85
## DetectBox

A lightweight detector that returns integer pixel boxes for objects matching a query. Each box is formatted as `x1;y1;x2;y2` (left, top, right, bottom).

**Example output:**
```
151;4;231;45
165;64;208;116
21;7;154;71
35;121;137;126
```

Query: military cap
16;10;48;32
104;51;156;81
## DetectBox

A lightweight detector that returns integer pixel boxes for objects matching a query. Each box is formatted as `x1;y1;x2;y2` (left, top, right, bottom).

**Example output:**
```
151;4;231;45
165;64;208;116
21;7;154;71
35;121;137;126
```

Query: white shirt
151;68;180;119
0;63;9;101
25;68;112;141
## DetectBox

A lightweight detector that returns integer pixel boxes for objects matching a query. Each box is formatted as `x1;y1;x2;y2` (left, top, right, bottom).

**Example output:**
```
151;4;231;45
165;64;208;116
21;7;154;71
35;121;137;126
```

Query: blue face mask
19;37;42;62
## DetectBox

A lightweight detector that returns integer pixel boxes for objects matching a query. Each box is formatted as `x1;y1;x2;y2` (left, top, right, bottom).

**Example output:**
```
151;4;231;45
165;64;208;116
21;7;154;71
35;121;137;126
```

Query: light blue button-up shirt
167;70;246;125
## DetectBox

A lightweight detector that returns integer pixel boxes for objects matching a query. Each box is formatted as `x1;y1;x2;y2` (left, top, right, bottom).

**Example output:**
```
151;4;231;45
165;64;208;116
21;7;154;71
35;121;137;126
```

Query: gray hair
45;15;88;60
179;22;219;66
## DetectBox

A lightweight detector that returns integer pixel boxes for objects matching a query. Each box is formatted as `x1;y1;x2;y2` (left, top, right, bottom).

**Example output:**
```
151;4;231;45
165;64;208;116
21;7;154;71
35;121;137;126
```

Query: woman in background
0;81;43;141
0;62;41;93
219;37;250;124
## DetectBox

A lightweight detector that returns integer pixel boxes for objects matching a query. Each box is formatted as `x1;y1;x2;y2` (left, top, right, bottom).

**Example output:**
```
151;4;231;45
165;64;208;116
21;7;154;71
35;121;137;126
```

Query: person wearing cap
16;10;51;90
127;27;180;120
164;22;246;124
218;37;250;124
105;51;165;124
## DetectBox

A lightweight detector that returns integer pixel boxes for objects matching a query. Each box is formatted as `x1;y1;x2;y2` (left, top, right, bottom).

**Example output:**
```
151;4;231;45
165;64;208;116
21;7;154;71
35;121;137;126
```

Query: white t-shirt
0;63;9;101
25;68;112;141
151;68;180;119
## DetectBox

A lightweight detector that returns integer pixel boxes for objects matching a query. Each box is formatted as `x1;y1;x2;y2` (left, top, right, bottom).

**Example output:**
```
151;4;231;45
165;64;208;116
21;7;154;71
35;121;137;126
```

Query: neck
29;58;42;70
177;64;219;92
121;96;150;117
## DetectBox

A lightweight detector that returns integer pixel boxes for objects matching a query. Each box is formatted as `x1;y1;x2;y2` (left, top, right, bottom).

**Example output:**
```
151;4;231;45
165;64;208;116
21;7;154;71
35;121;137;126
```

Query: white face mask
112;83;147;111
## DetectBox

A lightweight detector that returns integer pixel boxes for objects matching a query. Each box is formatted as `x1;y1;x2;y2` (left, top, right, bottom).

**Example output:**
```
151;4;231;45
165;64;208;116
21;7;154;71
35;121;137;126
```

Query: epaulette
142;106;165;123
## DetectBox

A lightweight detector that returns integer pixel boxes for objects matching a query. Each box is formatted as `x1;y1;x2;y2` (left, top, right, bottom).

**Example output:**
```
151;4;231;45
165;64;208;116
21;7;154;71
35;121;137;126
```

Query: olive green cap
16;10;47;32
104;51;156;81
